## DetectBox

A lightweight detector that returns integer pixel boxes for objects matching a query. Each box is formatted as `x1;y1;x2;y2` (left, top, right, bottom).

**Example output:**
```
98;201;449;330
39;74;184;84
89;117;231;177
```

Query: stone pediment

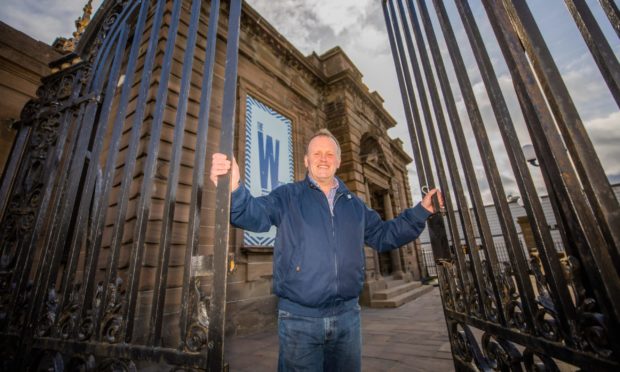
360;135;394;178
362;151;390;175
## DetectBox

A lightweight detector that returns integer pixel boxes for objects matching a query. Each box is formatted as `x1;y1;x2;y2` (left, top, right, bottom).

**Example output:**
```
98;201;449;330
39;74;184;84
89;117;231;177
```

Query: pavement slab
225;287;454;371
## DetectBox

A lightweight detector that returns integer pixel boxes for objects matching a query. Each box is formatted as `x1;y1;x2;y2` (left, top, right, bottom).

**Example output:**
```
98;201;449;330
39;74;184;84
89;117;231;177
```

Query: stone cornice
239;4;397;128
241;2;326;88
390;138;413;164
325;69;397;131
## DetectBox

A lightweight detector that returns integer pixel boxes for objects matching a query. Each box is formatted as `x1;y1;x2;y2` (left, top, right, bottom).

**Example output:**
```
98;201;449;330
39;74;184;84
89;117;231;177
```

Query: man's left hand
421;188;444;214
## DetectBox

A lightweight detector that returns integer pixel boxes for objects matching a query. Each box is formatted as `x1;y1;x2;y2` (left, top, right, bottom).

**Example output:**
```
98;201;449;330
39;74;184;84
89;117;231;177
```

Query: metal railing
0;1;242;370
383;0;620;370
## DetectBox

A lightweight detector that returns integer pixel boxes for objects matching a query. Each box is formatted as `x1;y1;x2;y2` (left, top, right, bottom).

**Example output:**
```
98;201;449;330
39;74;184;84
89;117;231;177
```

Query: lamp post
522;143;539;167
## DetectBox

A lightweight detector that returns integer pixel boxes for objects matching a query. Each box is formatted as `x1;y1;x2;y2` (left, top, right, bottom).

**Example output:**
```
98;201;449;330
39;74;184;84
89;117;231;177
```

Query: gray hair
306;128;341;158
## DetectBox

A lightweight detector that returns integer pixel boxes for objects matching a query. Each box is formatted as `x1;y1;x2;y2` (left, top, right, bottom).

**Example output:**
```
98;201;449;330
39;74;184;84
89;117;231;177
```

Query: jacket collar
304;173;349;195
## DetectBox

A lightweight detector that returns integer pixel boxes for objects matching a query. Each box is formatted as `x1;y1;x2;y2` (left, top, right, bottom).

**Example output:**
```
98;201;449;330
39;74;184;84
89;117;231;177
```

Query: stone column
383;192;404;279
365;180;381;279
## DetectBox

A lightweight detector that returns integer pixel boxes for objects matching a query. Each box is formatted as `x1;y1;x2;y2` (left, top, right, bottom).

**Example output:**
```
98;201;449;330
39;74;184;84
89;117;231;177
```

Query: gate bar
409;0;479;316
415;0;504;320
207;0;242;370
150;0;203;346
33;22;129;336
63;0;150;342
0;124;30;218
381;1;428;190
503;0;620;267
7;74;86;330
564;0;620;109
103;0;184;346
431;0;540;333
483;0;620;352
179;0;221;348
116;0;168;343
16;87;89;367
399;0;467;276
454;0;578;344
395;0;464;282
598;0;620;40
383;0;457;295
410;0;503;320
421;0;507;322
51;21;131;337
385;0;452;270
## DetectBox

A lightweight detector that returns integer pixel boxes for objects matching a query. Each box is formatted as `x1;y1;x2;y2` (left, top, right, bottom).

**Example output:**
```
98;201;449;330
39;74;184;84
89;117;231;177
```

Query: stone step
370;285;434;308
384;278;406;288
372;281;422;300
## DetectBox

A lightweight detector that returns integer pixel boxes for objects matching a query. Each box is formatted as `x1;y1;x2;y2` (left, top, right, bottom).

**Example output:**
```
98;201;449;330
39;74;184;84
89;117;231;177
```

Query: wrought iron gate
383;0;619;370
0;0;241;370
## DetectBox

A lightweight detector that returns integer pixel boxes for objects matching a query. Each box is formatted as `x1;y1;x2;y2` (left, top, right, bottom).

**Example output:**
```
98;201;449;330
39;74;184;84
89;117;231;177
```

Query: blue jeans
277;306;362;372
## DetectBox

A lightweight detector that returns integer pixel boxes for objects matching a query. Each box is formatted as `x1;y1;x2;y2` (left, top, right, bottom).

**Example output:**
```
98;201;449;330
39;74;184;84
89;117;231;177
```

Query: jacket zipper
313;182;345;313
332;192;344;311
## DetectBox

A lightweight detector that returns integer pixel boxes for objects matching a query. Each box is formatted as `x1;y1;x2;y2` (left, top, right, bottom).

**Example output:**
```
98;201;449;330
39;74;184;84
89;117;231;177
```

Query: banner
244;95;294;246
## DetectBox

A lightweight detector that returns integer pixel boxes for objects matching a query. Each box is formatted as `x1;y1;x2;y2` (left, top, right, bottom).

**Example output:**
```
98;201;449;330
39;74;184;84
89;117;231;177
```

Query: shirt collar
307;174;339;191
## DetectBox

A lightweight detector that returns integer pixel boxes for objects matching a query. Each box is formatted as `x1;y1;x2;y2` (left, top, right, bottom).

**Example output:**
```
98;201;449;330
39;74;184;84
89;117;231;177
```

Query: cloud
247;0;323;53
3;0;617;207
0;0;104;44
311;0;373;36
247;0;384;60
561;55;618;121
585;111;620;176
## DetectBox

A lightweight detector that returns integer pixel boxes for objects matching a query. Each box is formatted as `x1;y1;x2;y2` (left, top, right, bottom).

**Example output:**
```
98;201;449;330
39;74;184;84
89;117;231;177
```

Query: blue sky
1;0;618;203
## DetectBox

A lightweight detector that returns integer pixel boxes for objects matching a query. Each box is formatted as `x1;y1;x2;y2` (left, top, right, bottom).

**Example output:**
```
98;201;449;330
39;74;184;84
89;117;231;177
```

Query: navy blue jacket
230;176;431;317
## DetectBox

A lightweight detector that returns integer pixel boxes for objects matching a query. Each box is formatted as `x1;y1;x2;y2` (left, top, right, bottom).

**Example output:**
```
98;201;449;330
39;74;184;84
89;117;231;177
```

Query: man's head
304;129;341;187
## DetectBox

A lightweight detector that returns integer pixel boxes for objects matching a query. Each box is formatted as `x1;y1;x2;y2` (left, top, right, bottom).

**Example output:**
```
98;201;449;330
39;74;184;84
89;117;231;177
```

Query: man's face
304;135;341;185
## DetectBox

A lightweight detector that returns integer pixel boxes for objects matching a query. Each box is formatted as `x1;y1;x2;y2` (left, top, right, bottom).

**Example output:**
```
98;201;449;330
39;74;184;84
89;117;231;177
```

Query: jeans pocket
278;309;292;319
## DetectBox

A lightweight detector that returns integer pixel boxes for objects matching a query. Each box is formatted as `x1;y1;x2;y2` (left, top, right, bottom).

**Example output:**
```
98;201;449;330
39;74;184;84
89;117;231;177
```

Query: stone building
226;4;430;335
0;0;429;344
0;21;61;175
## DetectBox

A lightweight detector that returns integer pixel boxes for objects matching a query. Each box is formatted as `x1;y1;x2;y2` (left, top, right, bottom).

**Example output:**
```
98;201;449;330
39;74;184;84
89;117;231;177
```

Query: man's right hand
210;153;240;191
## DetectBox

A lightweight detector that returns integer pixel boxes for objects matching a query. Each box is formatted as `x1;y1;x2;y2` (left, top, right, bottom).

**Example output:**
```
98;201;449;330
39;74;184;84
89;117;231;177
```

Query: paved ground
225;287;454;371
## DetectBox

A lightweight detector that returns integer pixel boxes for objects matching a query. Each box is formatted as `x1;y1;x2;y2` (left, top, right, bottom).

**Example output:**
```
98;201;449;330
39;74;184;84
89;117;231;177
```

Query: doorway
369;187;392;276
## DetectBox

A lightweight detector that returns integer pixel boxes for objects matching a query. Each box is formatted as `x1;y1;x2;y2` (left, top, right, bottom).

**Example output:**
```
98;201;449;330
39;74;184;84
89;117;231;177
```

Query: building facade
0;0;425;343
213;2;425;335
0;21;61;176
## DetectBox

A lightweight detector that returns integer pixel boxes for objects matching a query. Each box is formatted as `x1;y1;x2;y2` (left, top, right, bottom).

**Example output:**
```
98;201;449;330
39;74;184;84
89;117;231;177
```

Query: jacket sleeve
229;185;284;232
363;202;431;252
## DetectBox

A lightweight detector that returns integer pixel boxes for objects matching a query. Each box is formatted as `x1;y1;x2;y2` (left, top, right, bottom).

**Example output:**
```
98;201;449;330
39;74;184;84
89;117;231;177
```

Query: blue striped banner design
244;94;293;247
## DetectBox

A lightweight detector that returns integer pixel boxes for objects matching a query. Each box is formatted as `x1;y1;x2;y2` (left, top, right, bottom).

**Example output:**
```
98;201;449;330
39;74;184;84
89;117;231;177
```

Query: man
210;129;442;371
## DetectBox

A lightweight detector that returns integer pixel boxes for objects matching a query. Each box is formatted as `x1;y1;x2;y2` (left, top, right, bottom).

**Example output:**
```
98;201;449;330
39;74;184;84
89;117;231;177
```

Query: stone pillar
383;192;404;279
365;180;382;279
